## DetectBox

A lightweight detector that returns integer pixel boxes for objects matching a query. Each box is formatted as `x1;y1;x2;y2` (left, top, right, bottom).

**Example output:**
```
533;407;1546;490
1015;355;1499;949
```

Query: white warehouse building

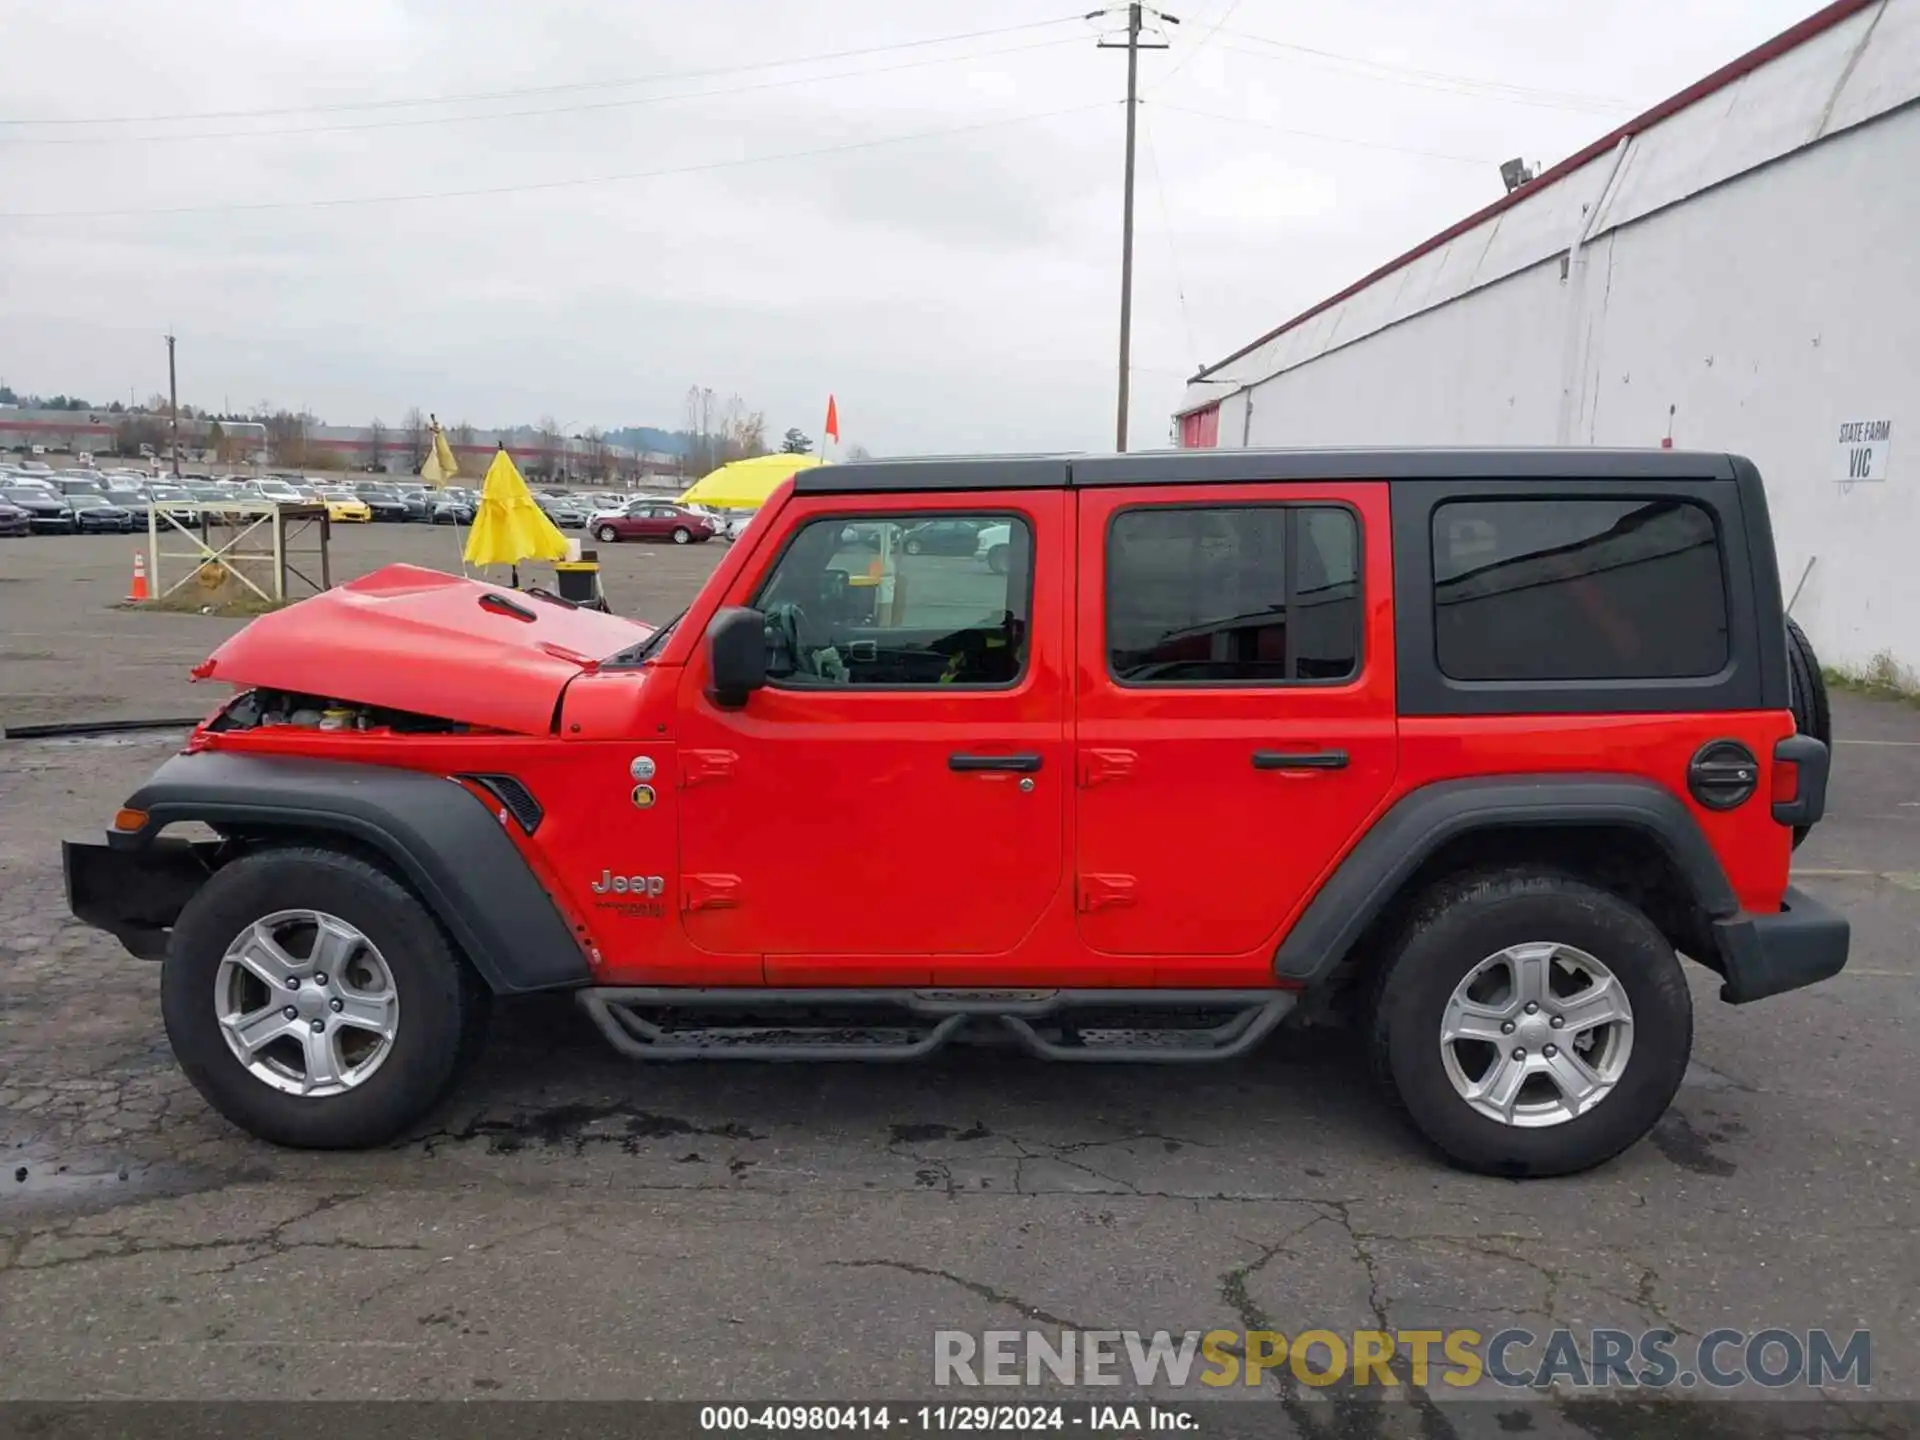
1176;0;1918;679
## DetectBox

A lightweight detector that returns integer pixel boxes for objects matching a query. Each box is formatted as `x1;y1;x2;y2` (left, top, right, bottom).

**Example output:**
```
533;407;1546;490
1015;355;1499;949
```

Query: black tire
595;523;620;543
671;526;691;545
161;846;488;1149
905;537;924;555
1367;868;1692;1178
986;544;1009;576
1784;618;1830;848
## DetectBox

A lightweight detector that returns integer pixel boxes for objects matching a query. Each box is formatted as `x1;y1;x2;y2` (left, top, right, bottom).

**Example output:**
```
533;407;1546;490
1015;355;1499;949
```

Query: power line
1209;28;1630;113
1144;0;1245;96
0;15;1088;128
1138;111;1201;372
1;35;1088;147
1149;100;1503;165
0;101;1117;220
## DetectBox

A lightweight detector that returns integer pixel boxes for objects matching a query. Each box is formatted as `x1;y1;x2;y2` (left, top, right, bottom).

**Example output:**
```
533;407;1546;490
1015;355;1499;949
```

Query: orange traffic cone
126;552;150;603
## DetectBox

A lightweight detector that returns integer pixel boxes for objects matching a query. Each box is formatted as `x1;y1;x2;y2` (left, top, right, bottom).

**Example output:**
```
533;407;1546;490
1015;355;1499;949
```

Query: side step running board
576;987;1296;1063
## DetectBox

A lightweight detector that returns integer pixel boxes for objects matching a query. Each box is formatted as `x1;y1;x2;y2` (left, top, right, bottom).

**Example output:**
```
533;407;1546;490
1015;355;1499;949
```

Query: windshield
3;489;54;504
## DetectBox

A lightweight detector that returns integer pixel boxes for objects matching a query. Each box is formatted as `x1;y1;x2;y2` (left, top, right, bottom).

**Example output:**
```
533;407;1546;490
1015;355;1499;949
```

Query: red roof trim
1189;0;1880;384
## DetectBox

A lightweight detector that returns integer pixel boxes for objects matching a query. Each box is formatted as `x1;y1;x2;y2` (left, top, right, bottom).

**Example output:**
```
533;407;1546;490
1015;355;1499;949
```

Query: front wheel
161;847;488;1149
986;544;1009;576
595;524;620;543
1368;869;1691;1178
905;538;924;555
671;527;691;545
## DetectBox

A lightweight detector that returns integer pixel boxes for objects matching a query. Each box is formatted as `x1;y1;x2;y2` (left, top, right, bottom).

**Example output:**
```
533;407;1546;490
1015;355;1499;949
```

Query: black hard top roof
792;447;1742;494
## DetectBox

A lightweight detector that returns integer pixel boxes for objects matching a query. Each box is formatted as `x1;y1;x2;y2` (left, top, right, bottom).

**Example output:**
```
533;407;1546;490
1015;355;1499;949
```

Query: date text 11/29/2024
700;1408;1187;1433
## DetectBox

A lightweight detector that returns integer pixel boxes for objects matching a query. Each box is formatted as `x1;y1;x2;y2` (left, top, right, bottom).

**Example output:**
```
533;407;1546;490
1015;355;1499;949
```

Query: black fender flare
113;751;590;994
1274;775;1740;983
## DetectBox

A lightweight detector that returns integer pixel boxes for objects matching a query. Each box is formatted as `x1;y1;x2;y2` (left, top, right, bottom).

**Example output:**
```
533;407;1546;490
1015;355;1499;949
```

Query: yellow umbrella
464;446;569;575
678;452;822;510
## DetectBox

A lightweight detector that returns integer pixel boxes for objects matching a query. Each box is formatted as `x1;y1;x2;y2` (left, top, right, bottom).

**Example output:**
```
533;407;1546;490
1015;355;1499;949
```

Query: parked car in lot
901;518;985;556
348;482;412;522
2;487;72;531
429;489;477;525
0;499;33;537
242;477;304;505
144;484;204;529
318;489;374;523
972;522;1013;574
393;484;433;522
537;495;590;529
71;497;137;533
592;501;715;544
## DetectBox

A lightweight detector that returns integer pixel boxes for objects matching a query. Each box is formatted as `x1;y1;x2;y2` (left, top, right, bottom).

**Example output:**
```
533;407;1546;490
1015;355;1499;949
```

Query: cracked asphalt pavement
2;530;1917;1425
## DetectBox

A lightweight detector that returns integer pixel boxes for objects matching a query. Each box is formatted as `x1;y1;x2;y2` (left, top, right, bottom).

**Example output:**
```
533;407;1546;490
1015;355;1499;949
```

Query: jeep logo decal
591;871;665;896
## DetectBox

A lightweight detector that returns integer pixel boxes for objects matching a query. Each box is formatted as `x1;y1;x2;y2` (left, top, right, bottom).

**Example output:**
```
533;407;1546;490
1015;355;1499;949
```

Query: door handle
1252;749;1349;771
949;753;1043;773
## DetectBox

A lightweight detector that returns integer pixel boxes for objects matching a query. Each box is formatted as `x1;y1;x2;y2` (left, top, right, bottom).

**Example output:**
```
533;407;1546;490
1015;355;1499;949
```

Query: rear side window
1107;505;1361;684
1432;499;1729;681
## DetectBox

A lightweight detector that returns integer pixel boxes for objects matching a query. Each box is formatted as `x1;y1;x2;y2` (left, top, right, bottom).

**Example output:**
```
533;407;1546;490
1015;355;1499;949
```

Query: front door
675;491;1070;983
1074;482;1398;964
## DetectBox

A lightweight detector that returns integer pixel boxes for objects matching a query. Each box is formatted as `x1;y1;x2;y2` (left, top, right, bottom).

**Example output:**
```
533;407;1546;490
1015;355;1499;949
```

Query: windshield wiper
606;607;686;667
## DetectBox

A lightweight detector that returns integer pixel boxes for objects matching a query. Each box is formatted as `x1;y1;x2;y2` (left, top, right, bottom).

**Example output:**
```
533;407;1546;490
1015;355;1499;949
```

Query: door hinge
1077;873;1137;912
681;749;738;787
682;874;743;912
1078;748;1137;787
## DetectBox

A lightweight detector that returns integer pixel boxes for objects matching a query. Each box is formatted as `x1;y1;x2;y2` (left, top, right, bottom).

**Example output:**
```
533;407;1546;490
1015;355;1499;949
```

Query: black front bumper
1711;885;1850;1003
63;837;222;960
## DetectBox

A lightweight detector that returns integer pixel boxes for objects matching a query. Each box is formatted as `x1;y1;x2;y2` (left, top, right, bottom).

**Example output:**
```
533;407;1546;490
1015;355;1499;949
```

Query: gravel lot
1;526;1915;1424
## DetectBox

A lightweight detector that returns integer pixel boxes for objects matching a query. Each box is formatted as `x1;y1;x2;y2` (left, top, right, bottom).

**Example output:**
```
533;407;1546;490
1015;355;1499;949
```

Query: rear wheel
162;847;488;1149
594;523;620;543
671;526;691;545
986;544;1009;576
905;537;925;555
1785;617;1830;848
1368;869;1691;1178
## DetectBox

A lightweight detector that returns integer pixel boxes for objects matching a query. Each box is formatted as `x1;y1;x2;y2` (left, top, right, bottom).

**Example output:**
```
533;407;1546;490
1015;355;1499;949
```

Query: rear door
1073;481;1398;965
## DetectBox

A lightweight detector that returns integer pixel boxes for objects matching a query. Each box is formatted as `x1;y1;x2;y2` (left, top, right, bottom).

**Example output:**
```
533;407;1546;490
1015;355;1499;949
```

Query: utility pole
164;332;181;478
1098;3;1173;453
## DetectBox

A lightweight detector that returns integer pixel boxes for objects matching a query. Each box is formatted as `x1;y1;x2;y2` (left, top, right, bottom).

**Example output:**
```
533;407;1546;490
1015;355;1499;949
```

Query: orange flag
824;394;840;444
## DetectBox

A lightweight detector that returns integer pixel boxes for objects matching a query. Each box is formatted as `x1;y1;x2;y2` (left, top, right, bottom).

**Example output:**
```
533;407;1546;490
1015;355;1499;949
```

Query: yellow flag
421;422;459;486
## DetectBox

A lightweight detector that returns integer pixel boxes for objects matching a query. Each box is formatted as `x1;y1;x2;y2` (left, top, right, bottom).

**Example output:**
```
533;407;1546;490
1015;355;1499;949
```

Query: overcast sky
0;0;1820;454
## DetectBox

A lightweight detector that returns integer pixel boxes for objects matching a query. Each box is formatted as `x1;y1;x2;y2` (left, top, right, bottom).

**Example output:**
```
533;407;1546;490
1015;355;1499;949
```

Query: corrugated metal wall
1180;0;1920;676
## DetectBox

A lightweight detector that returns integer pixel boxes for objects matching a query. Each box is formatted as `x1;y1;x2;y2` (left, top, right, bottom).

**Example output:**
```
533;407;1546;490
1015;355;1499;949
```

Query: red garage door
1178;403;1220;448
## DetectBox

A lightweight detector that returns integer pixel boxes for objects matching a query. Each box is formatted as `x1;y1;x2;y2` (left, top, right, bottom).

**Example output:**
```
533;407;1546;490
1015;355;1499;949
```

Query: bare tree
368;418;388;473
717;395;766;463
534;415;563;480
402;407;427;470
450;421;475;451
583;426;610;481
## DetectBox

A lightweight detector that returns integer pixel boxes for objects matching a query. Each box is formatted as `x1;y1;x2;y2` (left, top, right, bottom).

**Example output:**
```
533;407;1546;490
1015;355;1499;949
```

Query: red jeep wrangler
65;449;1845;1176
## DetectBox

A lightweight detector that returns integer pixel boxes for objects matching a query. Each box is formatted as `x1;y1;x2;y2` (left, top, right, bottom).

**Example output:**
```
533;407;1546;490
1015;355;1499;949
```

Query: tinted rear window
1107;504;1361;684
1432;498;1729;681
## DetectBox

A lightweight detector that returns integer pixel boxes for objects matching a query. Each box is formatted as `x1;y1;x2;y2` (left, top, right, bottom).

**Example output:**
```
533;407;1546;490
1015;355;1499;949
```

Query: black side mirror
707;606;768;709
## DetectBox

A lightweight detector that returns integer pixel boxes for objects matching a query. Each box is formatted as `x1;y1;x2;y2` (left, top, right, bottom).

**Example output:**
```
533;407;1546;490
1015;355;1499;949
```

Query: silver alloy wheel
1438;941;1634;1128
214;910;400;1097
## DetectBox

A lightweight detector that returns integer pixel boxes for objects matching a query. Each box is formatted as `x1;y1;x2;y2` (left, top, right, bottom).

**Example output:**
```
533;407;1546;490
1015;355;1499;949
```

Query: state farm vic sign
1833;418;1892;483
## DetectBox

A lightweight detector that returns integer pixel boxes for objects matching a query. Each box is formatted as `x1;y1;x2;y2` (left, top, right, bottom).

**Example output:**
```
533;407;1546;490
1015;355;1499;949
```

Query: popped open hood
193;563;653;735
